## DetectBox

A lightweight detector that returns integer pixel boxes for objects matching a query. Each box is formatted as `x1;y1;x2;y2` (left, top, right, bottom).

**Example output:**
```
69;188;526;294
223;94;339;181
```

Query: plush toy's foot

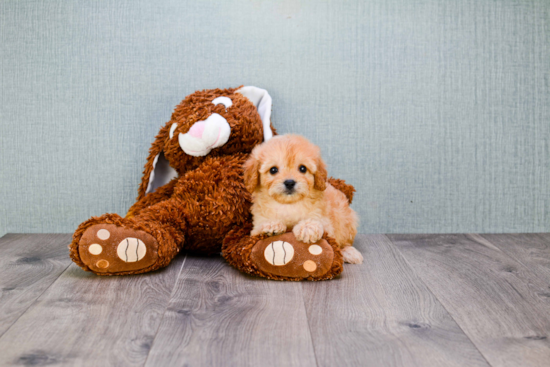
223;226;344;281
251;233;337;278
70;214;179;275
78;223;160;274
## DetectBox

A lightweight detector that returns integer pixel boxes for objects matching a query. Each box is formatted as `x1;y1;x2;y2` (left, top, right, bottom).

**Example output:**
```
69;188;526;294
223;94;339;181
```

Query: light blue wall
1;0;549;236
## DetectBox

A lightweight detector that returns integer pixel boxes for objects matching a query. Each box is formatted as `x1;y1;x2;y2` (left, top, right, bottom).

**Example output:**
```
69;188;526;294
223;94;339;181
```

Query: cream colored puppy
243;134;362;264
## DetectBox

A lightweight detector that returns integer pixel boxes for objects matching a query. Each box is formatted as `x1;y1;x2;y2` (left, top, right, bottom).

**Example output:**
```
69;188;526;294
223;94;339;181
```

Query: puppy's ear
243;154;261;193
313;157;328;191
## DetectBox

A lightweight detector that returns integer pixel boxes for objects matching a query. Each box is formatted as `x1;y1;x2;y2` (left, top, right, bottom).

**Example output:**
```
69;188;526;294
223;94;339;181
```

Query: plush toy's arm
328;177;355;204
126;178;179;218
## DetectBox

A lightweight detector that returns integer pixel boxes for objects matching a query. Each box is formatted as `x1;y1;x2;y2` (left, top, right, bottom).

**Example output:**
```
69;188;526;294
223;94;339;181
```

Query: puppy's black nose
284;180;296;190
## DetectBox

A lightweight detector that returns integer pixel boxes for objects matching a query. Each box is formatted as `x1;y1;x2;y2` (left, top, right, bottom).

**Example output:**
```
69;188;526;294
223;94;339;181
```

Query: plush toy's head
139;86;275;199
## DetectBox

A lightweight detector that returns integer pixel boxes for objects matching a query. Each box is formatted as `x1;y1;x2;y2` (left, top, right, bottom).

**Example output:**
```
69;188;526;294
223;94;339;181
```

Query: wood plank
302;234;489;367
481;233;550;283
145;255;317;367
388;234;550;367
0;234;72;338
0;256;185;366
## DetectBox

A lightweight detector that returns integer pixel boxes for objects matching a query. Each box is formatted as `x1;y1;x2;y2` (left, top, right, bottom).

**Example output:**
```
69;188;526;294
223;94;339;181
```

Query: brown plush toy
69;86;355;280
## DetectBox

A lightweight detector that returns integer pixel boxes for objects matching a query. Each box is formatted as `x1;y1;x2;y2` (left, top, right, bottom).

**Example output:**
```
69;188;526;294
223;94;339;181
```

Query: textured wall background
1;0;549;236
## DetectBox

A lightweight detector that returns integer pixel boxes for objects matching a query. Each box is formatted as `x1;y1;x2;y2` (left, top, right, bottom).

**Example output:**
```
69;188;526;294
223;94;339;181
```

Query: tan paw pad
117;238;146;263
308;245;322;255
303;260;317;272
264;241;294;266
97;229;110;240
88;244;103;255
96;259;109;269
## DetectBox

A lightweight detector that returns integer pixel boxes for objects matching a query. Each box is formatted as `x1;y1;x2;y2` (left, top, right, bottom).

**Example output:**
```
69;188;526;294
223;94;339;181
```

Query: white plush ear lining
145;152;178;194
169;123;177;139
236;86;273;141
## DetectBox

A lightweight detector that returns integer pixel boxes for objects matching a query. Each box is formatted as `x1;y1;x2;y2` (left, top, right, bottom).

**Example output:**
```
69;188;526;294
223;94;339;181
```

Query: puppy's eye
299;165;307;173
269;167;278;175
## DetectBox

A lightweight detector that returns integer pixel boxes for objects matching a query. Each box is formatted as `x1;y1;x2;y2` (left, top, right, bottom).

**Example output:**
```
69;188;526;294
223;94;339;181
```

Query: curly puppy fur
244;135;361;263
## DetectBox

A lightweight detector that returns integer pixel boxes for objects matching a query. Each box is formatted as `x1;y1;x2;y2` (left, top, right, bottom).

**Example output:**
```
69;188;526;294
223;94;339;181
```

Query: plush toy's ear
313;157;328;191
236;86;273;141
137;125;178;201
243;154;261;193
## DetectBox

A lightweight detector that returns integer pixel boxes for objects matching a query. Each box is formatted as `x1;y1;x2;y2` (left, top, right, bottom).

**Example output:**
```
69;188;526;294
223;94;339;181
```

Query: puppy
243;134;363;264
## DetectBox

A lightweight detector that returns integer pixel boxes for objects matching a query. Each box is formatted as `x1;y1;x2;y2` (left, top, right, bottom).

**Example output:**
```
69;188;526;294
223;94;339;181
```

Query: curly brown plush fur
69;86;354;280
328;177;355;204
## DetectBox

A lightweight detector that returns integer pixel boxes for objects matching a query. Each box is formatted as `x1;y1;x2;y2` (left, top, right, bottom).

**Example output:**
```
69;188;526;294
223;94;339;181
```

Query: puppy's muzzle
177;113;231;157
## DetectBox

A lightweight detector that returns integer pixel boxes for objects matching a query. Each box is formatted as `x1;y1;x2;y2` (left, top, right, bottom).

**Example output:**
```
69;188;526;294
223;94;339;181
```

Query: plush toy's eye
212;96;233;110
299;165;307;173
269;167;278;175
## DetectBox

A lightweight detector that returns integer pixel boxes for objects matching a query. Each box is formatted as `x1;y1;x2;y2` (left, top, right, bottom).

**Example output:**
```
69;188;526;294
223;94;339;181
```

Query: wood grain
2;233;550;366
302;234;489;367
481;234;550;283
388;234;550;367
0;234;72;338
144;255;317;367
0;256;185;367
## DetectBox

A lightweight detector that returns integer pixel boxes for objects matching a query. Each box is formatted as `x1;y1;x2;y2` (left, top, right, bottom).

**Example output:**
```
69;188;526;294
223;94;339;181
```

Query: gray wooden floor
0;233;549;367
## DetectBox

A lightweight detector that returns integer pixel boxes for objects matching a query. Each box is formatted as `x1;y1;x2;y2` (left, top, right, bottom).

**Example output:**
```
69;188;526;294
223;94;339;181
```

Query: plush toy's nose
178;113;231;157
188;121;206;138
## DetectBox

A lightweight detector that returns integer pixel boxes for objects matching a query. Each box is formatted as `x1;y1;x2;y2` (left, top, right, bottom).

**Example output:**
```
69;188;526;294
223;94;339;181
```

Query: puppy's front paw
256;221;287;237
341;246;363;264
293;219;324;244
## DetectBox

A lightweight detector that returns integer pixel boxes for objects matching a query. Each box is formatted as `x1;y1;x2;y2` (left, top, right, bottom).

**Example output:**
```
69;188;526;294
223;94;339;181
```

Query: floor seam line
142;255;187;367
383;234;495;367
300;283;320;367
0;261;72;341
477;233;550;284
